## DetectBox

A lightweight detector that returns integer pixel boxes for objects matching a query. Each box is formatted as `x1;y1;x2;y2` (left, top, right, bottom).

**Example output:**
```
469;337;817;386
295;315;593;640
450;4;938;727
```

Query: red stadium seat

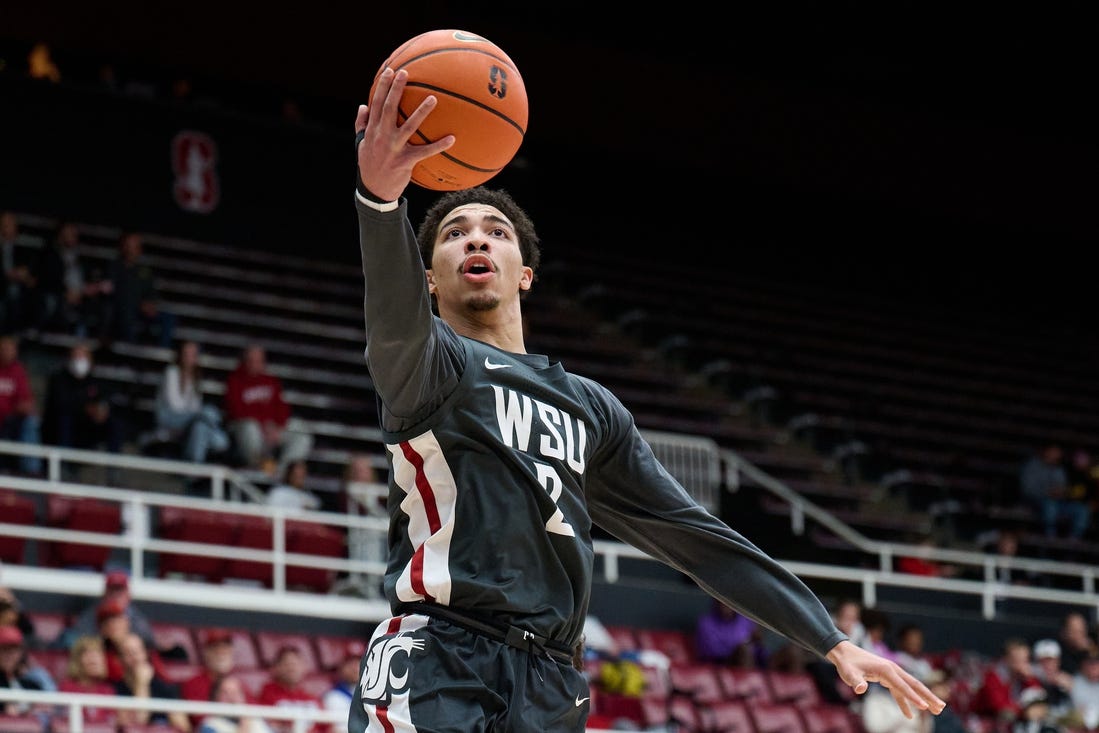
254;630;320;672
314;633;365;671
799;703;860;733
222;514;274;587
668;662;724;704
0;713;47;733
157;507;238;582
767;670;822;707
150;621;199;664
667;694;705;732
604;625;640;655
705;699;755;733
42;495;121;570
0;489;36;564
26;611;68;647
51;719;118;733
716;666;774;704
641;663;671;699
749;702;809;733
635;628;695;665
27;649;69;683
301;669;334;699
160;661;202;684
235;667;272;697
285;520;346;593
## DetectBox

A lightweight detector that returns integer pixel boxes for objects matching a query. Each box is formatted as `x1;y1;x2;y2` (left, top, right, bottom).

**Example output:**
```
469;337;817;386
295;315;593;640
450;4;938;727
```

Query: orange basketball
369;29;528;191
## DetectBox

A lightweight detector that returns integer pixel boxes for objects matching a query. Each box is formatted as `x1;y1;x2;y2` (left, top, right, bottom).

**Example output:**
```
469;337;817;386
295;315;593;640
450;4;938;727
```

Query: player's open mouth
462;255;494;278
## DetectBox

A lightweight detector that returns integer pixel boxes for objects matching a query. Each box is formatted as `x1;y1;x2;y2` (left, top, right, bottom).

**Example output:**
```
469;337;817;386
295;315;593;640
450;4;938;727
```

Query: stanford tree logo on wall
171;131;220;214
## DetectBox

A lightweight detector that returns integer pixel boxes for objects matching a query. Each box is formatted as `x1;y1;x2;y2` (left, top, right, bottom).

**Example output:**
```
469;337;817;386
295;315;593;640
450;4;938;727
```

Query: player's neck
445;310;527;354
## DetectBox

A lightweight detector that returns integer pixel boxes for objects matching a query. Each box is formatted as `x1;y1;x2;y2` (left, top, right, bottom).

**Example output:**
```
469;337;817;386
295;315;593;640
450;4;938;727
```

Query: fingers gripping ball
370;29;528;191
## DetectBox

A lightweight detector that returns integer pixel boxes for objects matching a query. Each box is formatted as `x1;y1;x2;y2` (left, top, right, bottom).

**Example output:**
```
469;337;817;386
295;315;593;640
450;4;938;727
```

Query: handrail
723;447;1099;606
0;688;342;733
0;440;266;504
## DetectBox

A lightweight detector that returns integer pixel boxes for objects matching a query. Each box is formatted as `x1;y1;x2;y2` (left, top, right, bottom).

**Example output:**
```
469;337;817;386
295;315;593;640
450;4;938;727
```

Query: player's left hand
826;640;946;718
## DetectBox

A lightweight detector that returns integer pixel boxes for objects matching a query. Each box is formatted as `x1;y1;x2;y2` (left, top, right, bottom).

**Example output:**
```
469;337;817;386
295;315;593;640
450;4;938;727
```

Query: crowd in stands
573;596;1099;733
0;209;328;495
1;581;355;732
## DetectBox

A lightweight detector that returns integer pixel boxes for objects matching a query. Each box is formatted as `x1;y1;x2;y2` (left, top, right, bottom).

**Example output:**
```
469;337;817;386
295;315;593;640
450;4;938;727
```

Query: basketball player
348;66;946;732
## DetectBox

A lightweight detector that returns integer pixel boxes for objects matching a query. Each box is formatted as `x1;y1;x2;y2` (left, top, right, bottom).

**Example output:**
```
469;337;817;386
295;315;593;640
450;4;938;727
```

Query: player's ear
518;266;533;292
425;269;436;294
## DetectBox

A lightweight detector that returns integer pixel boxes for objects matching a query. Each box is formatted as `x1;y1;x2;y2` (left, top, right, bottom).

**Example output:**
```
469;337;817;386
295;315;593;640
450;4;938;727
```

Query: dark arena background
1;3;1098;732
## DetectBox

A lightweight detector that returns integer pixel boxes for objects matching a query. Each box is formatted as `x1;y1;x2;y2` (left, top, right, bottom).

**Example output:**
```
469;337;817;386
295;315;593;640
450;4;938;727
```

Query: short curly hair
415;187;541;281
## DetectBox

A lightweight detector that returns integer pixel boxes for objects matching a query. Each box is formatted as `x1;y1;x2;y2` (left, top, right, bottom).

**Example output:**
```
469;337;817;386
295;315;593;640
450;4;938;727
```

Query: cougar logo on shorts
171;130;220;214
360;632;426;703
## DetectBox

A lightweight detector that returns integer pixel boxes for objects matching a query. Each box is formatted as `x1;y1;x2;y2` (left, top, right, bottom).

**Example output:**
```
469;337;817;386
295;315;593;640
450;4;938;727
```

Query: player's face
427;203;532;314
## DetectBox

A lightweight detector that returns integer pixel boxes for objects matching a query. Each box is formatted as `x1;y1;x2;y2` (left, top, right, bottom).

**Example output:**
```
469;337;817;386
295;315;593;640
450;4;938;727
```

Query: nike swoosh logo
484;357;512;370
575;695;590;707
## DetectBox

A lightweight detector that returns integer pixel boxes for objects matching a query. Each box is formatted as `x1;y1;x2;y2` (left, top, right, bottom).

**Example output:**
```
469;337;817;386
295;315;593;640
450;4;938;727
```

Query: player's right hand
355;68;455;202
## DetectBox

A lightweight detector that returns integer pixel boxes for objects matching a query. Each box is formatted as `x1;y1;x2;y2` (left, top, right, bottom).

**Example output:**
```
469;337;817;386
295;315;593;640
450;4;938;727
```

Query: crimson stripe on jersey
400;440;442;533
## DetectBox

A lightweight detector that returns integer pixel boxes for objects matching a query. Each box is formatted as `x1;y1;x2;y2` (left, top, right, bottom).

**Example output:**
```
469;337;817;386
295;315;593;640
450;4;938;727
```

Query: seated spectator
62;570;156;651
30;220;104;337
182;628;240;730
807;597;864;705
1059;611;1099;675
1032;639;1081;729
862;608;900;664
1071;651;1099;731
256;645;322;733
1;624;56;720
928;669;968;733
894;622;937;685
93;230;176;348
266;459;321;513
0;210;36;334
1020;443;1089;541
114;631;192;731
199;674;275;733
320;640;365;733
1011;686;1066;733
338;452;382;515
0;586;38;646
0;333;43;475
694;599;768;668
224;344;313;477
58;634;119;726
861;680;930;733
41;341;126;456
897;532;959;578
96;597;169;684
973;636;1044;727
154;339;230;464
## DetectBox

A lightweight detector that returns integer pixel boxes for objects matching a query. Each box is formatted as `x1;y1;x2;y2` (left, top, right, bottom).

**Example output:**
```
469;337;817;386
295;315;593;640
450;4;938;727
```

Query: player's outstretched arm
826;640;947;719
355;68;455;202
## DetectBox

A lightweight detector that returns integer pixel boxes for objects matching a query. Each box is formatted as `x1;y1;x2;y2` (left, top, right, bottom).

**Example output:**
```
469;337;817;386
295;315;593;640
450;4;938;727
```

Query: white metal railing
0;687;341;733
0;439;265;503
2;438;1097;622
722;447;1099;617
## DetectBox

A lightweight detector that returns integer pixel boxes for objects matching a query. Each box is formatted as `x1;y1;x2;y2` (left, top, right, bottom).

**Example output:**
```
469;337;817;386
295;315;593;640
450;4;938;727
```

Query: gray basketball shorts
347;612;591;732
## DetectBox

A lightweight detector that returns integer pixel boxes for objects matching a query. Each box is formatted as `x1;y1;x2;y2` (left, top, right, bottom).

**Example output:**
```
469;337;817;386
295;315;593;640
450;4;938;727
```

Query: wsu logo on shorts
171;130;220;214
360;632;425;703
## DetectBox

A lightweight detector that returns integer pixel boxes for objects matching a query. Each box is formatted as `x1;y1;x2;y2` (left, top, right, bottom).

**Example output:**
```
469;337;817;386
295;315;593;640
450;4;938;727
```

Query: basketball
369;29;528;191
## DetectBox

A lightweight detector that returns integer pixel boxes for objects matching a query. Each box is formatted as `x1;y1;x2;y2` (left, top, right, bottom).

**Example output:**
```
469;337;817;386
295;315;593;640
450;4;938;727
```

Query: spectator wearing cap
1;624;57;720
1071;651;1099;730
1012;686;1063;733
182;628;240;729
0;585;38;647
96;597;169;684
63;570;155;650
256;645;322;733
973;636;1045;726
320;640;365;733
1032;638;1079;728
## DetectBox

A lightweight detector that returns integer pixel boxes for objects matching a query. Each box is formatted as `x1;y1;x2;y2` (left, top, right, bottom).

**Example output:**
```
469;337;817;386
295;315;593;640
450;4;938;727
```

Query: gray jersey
356;196;845;657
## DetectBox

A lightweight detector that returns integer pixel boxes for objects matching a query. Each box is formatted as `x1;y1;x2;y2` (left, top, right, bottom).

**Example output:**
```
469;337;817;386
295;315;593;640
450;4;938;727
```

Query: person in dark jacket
42;341;125;454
